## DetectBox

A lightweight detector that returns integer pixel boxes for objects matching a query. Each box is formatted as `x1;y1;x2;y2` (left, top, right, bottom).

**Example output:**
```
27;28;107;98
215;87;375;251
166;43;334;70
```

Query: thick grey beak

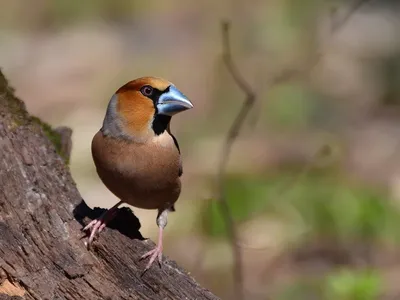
157;85;193;116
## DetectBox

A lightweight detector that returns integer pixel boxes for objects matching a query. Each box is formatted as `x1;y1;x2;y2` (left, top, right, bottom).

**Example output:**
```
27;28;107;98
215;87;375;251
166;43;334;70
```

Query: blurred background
2;0;400;299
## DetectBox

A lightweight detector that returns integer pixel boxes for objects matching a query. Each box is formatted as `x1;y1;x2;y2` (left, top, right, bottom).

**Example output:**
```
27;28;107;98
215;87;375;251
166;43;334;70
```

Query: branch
213;1;369;294
215;0;374;272
265;0;373;86
330;0;372;33
216;21;256;300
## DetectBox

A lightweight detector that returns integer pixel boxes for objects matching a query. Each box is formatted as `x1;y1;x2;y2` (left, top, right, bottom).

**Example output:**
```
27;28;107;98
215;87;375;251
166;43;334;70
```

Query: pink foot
83;218;109;248
140;226;164;272
82;201;122;248
140;244;163;272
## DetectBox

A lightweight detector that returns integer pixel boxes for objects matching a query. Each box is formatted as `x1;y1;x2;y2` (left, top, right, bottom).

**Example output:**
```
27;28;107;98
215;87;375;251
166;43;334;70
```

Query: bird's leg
140;208;168;272
83;200;123;248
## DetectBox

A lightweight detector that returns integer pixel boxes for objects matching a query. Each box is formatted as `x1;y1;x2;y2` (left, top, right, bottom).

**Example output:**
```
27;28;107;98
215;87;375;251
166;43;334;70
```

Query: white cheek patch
101;94;138;141
101;93;156;142
102;94;122;136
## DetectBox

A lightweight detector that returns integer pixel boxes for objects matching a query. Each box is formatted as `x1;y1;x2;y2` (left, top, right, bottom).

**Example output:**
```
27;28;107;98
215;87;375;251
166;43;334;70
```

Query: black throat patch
152;114;171;135
147;87;170;136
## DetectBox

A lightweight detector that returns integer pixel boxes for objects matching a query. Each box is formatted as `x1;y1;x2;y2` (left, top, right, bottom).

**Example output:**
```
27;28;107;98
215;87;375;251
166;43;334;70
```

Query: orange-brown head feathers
101;77;193;142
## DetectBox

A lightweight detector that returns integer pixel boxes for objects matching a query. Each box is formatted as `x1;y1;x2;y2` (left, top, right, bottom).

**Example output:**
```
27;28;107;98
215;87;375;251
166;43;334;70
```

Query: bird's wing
169;133;183;177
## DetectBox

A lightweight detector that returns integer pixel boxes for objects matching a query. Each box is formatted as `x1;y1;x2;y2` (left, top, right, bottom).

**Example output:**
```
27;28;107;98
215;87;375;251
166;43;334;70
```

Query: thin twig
215;1;369;296
258;0;373;87
234;145;330;251
231;0;371;250
216;21;256;300
330;0;372;33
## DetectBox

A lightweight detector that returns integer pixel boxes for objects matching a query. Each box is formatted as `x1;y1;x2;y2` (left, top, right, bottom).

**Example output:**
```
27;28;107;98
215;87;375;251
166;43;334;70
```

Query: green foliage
276;277;324;300
201;170;400;244
264;83;321;130
276;269;381;300
284;173;400;242
201;174;281;237
325;269;381;300
49;0;139;25
286;0;321;27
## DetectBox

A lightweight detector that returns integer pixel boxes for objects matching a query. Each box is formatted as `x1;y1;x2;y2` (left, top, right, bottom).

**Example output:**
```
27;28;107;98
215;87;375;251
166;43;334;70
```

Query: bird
83;76;193;272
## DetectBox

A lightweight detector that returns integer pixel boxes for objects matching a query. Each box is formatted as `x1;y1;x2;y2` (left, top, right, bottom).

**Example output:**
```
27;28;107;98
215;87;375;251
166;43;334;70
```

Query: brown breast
91;131;181;210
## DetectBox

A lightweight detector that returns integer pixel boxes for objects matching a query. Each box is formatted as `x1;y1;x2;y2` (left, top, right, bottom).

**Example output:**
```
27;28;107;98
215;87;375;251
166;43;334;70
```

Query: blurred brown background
2;0;400;299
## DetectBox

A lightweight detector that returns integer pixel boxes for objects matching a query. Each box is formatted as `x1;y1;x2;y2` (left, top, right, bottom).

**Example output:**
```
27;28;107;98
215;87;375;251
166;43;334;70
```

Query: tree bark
0;70;219;300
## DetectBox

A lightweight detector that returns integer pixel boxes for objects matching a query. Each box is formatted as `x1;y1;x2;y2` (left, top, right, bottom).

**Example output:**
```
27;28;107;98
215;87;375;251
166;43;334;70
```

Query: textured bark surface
0;70;219;300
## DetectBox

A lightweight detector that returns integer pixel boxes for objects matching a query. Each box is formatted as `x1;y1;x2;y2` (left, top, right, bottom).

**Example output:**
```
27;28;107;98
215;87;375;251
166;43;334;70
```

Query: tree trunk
0;70;219;300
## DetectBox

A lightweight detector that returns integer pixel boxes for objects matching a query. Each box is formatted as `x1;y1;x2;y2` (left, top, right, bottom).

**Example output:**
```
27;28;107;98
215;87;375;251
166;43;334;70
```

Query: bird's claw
140;246;163;272
82;218;106;249
82;206;119;249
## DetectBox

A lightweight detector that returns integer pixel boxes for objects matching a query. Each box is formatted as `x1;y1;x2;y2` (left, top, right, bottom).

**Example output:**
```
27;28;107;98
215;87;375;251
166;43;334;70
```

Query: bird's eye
141;85;153;97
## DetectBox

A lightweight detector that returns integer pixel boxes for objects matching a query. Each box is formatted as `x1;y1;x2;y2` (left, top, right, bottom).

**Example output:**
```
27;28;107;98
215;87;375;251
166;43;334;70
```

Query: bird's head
101;77;193;141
